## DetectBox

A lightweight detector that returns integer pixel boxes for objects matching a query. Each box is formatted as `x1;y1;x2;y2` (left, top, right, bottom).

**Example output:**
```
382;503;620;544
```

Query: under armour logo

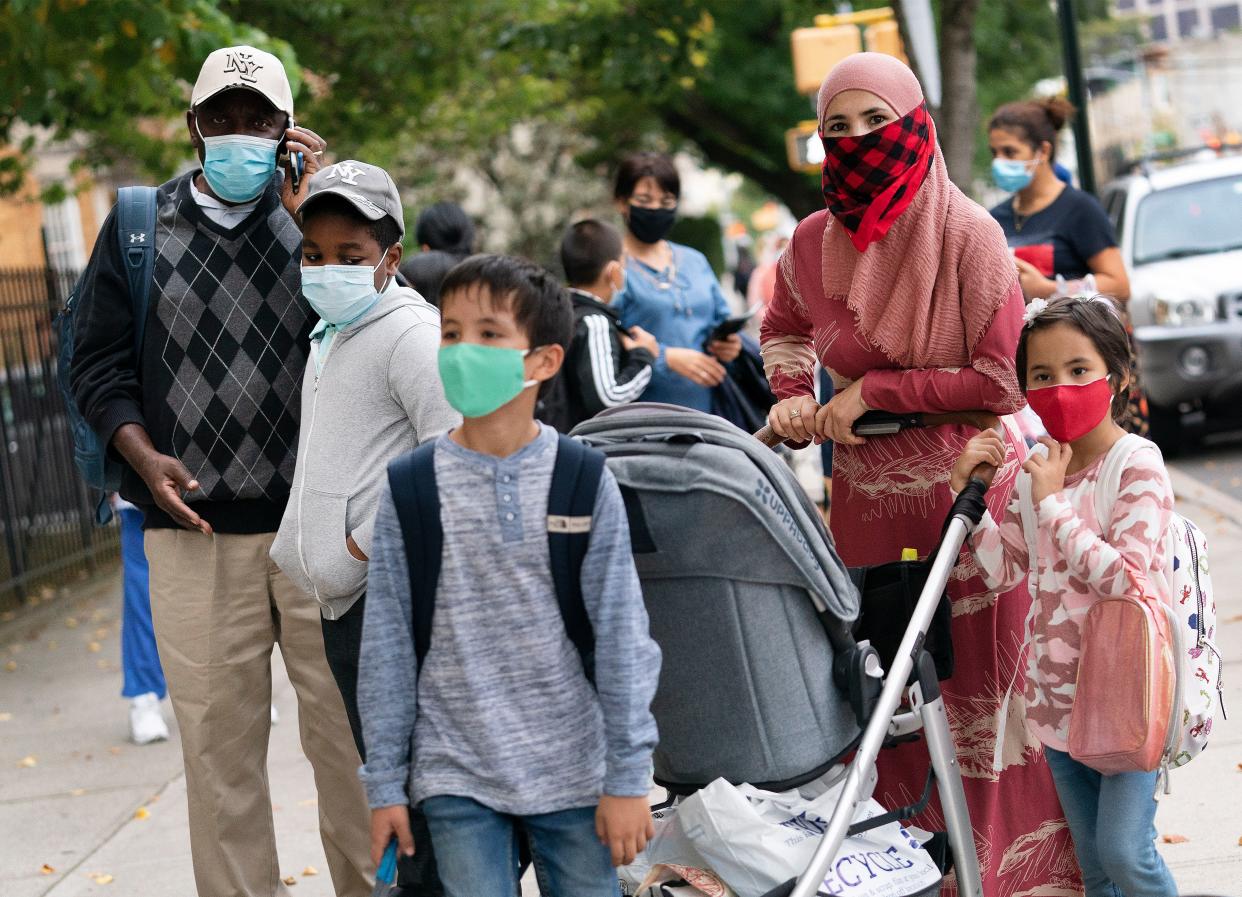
128;233;146;244
222;51;263;84
324;162;365;186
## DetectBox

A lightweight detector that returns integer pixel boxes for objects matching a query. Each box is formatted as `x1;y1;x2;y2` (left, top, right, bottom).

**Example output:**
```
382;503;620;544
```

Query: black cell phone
709;304;761;342
851;410;925;436
280;117;304;192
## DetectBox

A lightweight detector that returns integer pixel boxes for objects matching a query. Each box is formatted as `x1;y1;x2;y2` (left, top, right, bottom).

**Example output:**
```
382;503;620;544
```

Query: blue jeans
421;796;619;897
1044;748;1177;897
118;506;166;699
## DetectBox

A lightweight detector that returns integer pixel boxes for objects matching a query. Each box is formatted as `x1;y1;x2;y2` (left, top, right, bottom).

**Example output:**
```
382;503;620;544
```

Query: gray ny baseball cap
298;160;405;239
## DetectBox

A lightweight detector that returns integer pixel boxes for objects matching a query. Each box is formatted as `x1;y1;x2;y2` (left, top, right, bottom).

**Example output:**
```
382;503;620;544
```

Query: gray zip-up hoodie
271;282;460;619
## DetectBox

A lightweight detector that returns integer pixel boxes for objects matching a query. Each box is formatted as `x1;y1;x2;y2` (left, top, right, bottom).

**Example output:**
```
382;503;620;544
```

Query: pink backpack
1065;569;1177;774
1016;441;1177;775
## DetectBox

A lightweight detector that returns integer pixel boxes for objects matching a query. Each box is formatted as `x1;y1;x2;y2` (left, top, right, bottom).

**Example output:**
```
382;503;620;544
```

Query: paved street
1174;430;1242;504
2;459;1240;897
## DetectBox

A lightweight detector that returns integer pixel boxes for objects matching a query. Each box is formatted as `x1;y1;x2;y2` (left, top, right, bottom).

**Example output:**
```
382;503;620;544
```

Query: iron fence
0;267;119;612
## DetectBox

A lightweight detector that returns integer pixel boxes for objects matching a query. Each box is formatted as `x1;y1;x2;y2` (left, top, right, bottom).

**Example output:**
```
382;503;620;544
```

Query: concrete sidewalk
2;465;1241;897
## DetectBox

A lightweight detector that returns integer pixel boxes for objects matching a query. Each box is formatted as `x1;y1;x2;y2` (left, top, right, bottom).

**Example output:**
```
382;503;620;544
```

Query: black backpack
56;186;157;524
386;434;606;681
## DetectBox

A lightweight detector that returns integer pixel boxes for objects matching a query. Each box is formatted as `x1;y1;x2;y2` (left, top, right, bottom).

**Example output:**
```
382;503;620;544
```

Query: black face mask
626;204;677;244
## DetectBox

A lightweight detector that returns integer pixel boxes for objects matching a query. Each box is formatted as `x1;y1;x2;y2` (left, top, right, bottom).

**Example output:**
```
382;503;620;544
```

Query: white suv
1100;152;1242;449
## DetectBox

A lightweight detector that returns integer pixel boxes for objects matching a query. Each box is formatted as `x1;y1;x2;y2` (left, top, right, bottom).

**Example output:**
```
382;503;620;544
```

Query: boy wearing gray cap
271;160;459;894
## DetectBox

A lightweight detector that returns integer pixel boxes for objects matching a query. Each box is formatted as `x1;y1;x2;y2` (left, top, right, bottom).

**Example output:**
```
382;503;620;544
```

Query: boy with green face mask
357;255;662;896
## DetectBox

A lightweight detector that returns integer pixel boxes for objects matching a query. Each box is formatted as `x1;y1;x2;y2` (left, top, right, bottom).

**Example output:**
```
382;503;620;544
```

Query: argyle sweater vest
141;174;310;518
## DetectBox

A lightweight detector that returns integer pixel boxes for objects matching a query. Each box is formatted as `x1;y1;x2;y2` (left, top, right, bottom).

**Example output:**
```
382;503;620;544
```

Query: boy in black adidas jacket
539;220;656;431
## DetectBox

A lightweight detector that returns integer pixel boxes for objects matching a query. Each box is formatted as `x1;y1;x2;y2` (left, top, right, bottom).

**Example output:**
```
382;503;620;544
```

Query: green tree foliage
0;0;1066;215
0;0;291;198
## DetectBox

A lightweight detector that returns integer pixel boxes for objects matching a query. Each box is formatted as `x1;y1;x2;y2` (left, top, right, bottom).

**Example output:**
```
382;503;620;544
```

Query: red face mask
1025;377;1114;443
820;102;935;252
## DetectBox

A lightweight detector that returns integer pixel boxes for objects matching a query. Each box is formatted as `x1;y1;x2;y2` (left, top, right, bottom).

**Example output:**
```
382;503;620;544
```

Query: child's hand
596;794;655;866
951;429;1007;493
1024;437;1073;504
626;326;659;357
370;805;414;867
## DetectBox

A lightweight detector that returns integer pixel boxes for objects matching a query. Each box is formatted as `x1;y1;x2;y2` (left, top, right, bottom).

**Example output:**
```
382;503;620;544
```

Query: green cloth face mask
438;342;539;418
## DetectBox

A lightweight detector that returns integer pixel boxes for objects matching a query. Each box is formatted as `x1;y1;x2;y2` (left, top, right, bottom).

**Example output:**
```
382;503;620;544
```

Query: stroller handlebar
754;410;1002;485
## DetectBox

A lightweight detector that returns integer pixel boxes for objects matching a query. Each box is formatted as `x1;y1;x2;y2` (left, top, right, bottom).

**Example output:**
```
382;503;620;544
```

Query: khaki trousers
146;529;373;897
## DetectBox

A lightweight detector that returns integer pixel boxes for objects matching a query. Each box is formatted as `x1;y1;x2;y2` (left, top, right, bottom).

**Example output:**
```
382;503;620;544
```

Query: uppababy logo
754;478;813;558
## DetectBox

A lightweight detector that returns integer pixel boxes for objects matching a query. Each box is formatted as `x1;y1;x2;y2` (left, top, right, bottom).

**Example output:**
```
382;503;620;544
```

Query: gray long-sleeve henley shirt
357;424;661;815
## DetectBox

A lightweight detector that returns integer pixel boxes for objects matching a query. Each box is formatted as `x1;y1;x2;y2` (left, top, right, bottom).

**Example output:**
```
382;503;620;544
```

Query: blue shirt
613;242;729;412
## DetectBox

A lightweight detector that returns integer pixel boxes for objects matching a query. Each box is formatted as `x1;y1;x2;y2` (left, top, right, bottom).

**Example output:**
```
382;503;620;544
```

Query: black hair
300;194;402;249
1016;296;1133;420
439;253;574;360
614;151;680;201
989;97;1076;161
560;219;623;287
415;202;475;255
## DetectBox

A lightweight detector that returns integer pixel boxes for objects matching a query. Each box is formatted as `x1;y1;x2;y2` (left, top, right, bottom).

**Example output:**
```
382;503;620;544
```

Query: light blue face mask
992;157;1037;193
197;120;278;203
301;252;389;327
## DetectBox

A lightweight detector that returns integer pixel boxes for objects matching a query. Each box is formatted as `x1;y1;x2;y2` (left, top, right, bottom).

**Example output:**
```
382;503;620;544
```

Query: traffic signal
786;121;824;174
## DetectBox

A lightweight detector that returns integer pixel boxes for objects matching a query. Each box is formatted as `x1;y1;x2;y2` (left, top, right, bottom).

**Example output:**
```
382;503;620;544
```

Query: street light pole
1057;0;1097;194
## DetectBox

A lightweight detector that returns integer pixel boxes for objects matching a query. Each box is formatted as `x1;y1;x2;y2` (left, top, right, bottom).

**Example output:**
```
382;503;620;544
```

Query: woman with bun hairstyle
611;152;741;411
761;53;1081;894
989;98;1130;303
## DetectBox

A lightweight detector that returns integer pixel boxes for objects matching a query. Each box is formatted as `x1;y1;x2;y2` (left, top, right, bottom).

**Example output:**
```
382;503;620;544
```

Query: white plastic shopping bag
620;802;722;895
676;776;941;897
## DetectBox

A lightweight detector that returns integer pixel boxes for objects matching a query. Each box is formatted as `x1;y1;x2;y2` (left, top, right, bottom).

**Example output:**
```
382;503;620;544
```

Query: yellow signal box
864;19;908;64
791;25;863;95
785;121;824;174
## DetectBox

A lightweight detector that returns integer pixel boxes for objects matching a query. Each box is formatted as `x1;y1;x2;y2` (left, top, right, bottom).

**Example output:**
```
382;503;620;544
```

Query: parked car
1101;150;1242;451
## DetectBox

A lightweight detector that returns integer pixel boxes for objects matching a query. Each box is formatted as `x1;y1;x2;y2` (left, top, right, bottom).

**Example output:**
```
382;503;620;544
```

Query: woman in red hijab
761;54;1082;895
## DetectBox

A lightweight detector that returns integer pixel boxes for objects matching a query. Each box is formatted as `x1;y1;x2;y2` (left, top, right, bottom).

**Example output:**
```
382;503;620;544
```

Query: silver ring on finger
789;408;802;419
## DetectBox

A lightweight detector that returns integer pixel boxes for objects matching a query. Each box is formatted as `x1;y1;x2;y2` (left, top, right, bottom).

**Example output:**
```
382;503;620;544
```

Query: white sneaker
129;693;170;745
270;703;280;726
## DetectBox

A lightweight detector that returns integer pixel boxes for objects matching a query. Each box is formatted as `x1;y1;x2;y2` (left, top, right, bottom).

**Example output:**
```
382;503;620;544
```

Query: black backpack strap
386;442;441;673
115;186;157;357
547;434;607;683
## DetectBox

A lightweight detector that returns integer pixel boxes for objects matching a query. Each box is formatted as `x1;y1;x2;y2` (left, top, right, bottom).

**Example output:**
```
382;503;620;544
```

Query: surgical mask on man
301;253;389;327
438;343;540;418
992;157;1039;193
196;120;279;203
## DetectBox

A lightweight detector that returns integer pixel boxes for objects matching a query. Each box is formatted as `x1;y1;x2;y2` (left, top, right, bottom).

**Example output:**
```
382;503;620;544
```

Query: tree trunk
937;0;982;190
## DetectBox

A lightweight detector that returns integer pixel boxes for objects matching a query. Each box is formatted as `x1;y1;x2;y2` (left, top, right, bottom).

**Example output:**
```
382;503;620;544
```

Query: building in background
1114;0;1242;41
0;126;113;271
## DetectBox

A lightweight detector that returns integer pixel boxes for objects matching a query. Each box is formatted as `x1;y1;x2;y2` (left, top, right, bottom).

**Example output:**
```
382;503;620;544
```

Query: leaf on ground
108;746;122;755
70;788;87;796
93;627;108;639
134;806;150;820
0;712;11;722
1226;614;1242;624
46;640;58;650
18;755;36;767
297;798;317;807
40;863;54;875
64;617;79;628
90;872;114;884
1161;834;1189;844
4;660;16;672
87;641;101;653
302;866;318;876
1;611;15;622
282;875;297;886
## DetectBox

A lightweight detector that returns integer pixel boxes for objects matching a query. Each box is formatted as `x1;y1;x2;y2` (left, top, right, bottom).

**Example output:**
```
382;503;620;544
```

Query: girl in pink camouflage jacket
952;294;1178;897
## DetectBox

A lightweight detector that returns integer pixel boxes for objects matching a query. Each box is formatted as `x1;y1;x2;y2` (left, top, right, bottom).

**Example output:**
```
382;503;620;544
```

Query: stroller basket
574;404;988;897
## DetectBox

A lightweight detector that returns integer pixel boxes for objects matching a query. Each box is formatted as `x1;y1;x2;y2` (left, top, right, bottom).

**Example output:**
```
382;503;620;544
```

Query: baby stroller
572;404;995;897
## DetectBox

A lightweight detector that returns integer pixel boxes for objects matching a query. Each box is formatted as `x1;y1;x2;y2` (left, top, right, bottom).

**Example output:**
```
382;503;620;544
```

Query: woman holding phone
611;152;741;411
760;54;1080;895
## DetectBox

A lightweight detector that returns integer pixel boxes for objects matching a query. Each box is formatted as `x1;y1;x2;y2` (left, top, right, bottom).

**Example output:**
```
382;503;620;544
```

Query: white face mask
300;253;389;326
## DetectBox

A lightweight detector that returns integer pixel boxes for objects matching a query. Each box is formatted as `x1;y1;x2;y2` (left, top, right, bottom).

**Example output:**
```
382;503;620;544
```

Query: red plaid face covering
820;102;935;252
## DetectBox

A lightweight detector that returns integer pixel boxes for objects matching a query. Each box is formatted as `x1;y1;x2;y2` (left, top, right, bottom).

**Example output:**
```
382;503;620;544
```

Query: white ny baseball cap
191;45;294;116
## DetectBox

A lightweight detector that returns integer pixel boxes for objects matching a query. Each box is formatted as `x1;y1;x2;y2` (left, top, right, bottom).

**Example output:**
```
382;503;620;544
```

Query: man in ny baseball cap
187;44;326;208
71;41;375;897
